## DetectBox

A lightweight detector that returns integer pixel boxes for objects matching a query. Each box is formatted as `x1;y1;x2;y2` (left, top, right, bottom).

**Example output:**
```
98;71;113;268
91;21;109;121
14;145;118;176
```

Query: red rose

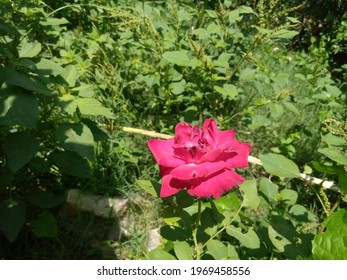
148;119;251;198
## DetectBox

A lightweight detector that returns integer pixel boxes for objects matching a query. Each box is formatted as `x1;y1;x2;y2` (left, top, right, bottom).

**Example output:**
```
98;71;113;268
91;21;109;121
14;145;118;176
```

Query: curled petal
202;118;218;148
215;129;236;146
160;174;186;197
223;141;251;168
187;169;245;198
170;161;227;180
148;139;185;169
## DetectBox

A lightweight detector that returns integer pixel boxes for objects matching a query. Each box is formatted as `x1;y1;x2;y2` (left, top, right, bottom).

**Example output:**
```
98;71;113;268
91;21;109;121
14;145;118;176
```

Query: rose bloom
148;119;251;198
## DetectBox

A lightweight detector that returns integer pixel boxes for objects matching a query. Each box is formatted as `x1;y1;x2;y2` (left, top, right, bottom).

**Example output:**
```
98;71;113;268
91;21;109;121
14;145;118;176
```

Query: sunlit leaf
259;153;301;178
56;123;95;161
226;225;260;249
312;209;347;259
174;241;193;260
149;249;177;260
240;180;260;209
163;50;202;68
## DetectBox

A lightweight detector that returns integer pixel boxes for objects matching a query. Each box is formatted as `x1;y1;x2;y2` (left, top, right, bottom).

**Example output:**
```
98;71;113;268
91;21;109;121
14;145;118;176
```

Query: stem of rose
192;199;202;260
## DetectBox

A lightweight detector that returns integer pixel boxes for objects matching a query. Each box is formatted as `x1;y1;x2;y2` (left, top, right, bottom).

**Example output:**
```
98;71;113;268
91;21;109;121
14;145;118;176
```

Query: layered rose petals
148;119;251;198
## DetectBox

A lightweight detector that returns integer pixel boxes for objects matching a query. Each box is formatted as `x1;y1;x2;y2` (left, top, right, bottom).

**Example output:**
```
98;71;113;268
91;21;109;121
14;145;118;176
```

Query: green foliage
0;0;346;259
312;209;347;259
0;2;115;243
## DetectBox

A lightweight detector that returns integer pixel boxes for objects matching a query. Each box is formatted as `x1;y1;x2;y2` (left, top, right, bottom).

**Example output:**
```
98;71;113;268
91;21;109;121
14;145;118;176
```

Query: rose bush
148;119;251;198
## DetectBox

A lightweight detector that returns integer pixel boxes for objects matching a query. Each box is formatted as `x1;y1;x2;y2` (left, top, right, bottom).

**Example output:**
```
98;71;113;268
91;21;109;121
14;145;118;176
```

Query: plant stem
192;199;202;260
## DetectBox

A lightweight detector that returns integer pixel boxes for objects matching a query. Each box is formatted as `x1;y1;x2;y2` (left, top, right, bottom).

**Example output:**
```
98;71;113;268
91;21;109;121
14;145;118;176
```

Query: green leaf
149;249;177;260
56;123;95;161
26;190;65;209
213;84;238;100
259;153;301;178
0;87;38;128
162;50;202;68
226;225;260;249
61;64;78;87
268;225;292;252
18;40;41;58
0;68;51;95
312;209;347;259
318;147;347;166
174;241;193;260
0;199;26;242
240;180;260;209
136;180;161;197
39;17;69;26
76;98;116;119
163;206;184;226
271;29;299;40
5;131;39;173
34;58;64;76
259;177;278;202
227;244;239;260
283;102;300;115
214;192;241;213
206;240;228;260
31;210;58;238
51;151;92;178
279;189;298;205
289;204;317;223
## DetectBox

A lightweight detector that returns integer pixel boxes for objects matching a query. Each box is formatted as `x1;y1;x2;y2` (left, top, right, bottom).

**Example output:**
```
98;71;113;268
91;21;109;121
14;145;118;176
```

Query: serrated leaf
206;240;228;260
163;50;202;68
271;29;298;40
0;199;26;242
174;241;193;260
259;153;301;178
76;98;116;119
0;87;38;128
31;211;58;238
312;209;347;259
5;131;39;173
226;225;260;249
318;147;347;166
56;123;95;161
149;249;177;260
240;180;260;209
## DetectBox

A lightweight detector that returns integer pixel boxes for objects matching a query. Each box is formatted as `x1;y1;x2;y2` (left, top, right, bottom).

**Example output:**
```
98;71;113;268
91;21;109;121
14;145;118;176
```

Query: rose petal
148;139;185;169
223;141;251;168
202;119;218;148
160;174;186;197
215;129;236;146
187;169;245;198
170;161;227;180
